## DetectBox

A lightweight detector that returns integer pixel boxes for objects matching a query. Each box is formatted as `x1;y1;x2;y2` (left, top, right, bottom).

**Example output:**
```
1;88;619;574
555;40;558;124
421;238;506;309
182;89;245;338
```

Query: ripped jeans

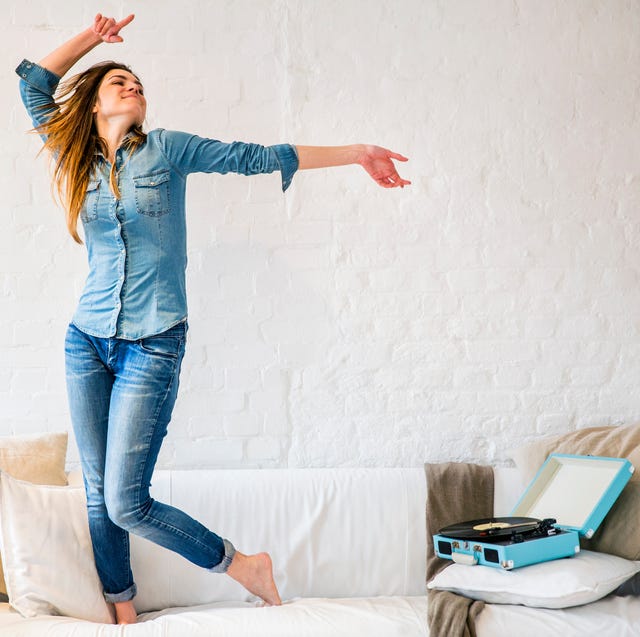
64;321;235;603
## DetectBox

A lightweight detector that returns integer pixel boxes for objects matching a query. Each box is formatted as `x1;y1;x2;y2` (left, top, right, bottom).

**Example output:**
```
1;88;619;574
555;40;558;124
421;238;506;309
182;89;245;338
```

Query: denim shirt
16;59;299;340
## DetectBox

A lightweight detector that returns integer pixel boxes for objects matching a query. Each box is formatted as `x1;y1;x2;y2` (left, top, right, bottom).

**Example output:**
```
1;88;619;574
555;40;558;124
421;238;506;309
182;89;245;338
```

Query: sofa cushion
511;424;640;485
131;468;427;611
0;596;428;636
0;472;113;623
0;432;68;598
0;467;426;618
138;596;428;636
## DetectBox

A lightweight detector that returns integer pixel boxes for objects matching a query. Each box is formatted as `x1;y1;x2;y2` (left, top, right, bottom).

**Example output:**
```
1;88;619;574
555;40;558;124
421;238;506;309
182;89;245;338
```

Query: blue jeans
64;322;235;603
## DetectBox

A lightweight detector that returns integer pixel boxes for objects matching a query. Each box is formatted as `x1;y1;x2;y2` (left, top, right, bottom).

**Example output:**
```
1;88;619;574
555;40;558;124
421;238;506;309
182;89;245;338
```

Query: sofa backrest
130;468;427;612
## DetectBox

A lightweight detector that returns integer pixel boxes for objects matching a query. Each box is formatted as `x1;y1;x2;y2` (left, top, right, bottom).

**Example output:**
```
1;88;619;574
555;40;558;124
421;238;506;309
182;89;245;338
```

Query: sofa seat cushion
141;596;428;636
0;597;428;636
475;594;640;636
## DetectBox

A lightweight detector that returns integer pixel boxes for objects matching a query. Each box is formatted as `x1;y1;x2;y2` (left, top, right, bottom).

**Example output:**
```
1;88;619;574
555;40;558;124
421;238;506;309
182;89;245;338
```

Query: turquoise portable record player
433;454;634;570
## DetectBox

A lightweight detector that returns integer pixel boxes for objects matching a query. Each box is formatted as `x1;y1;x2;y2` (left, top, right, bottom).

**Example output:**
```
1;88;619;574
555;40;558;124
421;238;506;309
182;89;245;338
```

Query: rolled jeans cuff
104;583;137;604
209;538;236;573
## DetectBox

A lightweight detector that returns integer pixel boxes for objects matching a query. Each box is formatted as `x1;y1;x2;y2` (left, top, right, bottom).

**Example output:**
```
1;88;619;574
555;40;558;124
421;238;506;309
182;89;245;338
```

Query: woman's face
93;68;147;128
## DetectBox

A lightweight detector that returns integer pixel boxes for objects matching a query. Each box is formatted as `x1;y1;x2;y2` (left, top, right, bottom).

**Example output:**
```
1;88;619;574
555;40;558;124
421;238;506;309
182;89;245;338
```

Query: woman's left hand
359;145;411;189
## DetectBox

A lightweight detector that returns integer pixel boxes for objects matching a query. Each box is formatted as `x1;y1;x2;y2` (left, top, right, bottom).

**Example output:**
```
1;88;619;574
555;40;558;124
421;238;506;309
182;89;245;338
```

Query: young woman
16;13;410;625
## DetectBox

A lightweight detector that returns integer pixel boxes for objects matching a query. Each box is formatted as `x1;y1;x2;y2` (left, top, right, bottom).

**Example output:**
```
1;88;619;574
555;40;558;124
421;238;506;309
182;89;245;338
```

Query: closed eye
110;76;144;94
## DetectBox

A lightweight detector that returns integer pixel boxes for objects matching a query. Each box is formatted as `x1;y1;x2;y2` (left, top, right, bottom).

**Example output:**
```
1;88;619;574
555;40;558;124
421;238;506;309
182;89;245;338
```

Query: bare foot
226;551;282;606
114;600;138;624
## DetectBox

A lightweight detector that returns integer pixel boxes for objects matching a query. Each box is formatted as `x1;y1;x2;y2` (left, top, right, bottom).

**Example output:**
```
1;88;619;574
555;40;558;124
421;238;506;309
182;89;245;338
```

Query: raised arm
38;13;135;77
296;144;411;189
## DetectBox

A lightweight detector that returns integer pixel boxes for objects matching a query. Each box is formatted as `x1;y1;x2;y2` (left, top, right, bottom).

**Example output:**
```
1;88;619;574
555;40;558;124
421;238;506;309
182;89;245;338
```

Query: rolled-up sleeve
15;59;61;134
157;129;299;192
269;143;298;192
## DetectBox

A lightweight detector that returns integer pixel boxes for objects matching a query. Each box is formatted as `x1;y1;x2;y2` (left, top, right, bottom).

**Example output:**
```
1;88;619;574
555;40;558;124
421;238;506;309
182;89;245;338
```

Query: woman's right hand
92;13;135;43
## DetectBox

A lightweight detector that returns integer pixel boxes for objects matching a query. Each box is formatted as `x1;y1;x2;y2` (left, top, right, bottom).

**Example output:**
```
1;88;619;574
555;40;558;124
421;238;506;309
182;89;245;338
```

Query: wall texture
3;0;640;470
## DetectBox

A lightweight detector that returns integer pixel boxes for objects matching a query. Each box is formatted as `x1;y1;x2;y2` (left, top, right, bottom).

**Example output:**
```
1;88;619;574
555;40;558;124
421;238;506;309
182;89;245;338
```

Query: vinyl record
439;517;542;539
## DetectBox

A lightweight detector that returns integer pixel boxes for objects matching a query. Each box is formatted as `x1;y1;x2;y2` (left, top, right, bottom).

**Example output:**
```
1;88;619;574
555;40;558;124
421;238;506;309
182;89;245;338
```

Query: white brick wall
3;0;640;470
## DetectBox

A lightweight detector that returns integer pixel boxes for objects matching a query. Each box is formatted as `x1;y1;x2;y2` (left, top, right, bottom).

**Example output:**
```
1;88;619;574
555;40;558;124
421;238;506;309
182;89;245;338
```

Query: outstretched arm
38;13;135;78
296;144;411;189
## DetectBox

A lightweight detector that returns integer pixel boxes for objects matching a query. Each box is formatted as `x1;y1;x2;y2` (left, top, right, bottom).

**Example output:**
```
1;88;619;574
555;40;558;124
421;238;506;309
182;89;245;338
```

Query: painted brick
3;0;640;471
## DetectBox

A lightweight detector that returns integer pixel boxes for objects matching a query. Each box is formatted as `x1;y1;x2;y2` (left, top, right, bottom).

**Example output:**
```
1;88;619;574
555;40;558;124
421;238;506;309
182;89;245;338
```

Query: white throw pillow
0;471;114;623
0;432;68;597
427;550;640;609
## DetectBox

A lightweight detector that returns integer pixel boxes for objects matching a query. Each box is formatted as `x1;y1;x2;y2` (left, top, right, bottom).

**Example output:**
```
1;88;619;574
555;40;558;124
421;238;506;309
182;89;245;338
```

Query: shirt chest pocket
133;170;171;217
81;180;100;223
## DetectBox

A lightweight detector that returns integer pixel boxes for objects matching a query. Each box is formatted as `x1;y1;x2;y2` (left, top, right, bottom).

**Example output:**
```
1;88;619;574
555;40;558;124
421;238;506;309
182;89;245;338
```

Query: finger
94;16;109;33
386;173;411;188
391;174;411;187
98;17;116;36
388;151;409;162
104;22;119;38
116;14;135;30
104;18;123;40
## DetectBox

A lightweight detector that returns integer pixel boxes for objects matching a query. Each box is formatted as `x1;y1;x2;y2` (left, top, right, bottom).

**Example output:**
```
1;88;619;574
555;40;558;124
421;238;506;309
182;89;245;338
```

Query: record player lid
510;454;634;538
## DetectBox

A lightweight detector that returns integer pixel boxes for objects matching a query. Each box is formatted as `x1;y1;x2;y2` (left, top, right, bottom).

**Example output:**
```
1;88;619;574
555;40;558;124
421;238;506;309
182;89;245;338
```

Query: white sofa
0;467;638;636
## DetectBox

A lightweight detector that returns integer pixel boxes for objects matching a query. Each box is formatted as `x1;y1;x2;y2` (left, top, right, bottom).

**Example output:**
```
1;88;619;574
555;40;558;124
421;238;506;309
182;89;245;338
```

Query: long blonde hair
36;61;146;243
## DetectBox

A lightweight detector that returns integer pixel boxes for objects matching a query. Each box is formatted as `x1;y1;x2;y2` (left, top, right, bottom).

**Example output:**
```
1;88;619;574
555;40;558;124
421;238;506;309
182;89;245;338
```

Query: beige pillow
0;472;113;623
0;432;69;597
511;424;640;485
510;424;640;560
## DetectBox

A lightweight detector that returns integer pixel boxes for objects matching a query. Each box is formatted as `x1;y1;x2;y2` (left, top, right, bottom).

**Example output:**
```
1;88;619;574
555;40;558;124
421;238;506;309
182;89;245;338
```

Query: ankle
114;600;138;625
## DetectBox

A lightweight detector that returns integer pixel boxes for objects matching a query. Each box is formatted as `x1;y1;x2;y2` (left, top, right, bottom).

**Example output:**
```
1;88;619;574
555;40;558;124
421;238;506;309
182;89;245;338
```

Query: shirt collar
94;131;137;157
